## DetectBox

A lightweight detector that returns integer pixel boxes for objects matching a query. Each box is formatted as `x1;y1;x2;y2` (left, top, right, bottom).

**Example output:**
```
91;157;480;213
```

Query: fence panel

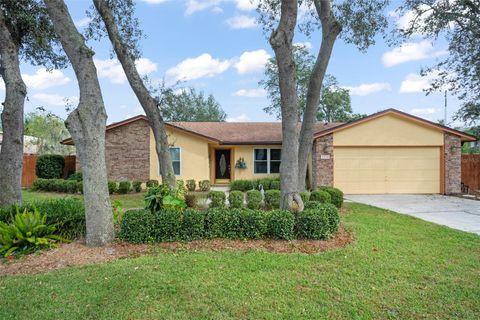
461;154;480;193
21;154;76;187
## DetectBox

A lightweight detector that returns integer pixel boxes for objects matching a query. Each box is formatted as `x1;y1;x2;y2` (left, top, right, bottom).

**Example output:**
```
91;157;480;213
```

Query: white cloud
0;78;4;91
410;108;437;115
343;83;391;96
226;113;250;122
399;73;431;93
234;88;266;97
234;49;270;74
141;0;169;4
94;58;157;84
185;0;224;15
22;69;70;90
236;0;260;11
389;5;430;34
32;93;78;107
166;53;231;81
382;41;446;67
75;17;92;28
226;15;257;29
294;42;312;50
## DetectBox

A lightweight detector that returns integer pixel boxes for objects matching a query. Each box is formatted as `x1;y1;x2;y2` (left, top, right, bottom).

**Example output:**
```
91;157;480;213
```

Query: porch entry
215;149;231;184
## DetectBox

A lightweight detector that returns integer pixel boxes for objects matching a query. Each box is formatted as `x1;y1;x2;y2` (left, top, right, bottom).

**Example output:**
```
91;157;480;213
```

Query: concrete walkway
345;194;480;235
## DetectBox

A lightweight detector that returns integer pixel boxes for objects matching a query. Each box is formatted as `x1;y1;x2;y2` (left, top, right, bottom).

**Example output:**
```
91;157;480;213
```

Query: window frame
159;147;181;176
253;148;281;174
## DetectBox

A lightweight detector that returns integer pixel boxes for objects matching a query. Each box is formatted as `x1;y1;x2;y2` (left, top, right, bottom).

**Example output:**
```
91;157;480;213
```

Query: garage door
334;147;440;194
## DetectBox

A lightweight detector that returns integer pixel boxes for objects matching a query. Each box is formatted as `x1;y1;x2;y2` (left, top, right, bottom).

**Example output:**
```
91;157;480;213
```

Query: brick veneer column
312;134;333;189
444;133;461;194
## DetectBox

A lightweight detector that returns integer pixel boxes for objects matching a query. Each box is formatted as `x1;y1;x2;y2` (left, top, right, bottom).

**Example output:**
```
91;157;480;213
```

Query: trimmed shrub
132;181;142;193
153;209;183;242
208;191;226;208
186;179;196;192
310;190;331;204
35;154;65;179
182;208;204;240
108;181;118;194
230;179;253;192
64;180;78;193
296;204;339;239
77;181;83;194
241;209;267;239
204;208;241;239
199;180;210;192
246;190;262;210
228;190;244;208
300;191;311;204
319;187;344;208
269;180;280;190
304;201;321;210
119;209;154;244
266;210;295;240
264;190;281;209
146;179;159;188
67;172;82;181
185;193;197;208
118;181;131;194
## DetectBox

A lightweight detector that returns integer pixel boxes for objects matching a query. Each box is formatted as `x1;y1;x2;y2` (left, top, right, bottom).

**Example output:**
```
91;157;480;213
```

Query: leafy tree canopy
160;88;227;122
260;44;365;122
394;0;480;127
24;110;74;155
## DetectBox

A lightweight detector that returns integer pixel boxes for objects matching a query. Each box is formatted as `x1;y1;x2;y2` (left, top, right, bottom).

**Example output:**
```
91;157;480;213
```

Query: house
61;108;476;195
0;132;40;154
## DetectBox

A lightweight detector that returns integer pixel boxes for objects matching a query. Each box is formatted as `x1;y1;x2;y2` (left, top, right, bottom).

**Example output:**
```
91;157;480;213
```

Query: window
169;147;181;175
254;148;281;174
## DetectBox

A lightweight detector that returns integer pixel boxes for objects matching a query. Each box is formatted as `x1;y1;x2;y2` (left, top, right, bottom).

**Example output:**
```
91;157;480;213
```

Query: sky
0;0;462;126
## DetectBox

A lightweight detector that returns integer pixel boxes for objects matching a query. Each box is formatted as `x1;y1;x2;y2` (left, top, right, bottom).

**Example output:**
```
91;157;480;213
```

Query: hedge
310;190;331;204
36;154;65;179
296;203;339;239
264;190;281;209
118;181;132;194
230;177;280;192
32;178;81;194
0;197;85;240
208;191;226;208
119;209;155;244
319;187;344;208
228;190;244;208
246;190;262;210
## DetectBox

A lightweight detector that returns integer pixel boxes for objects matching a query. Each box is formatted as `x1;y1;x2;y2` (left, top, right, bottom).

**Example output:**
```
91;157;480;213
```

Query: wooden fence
461;154;480;193
22;154;76;188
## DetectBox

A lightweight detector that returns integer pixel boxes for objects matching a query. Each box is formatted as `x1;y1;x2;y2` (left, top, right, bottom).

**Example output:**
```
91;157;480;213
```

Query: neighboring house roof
61;108;477;145
314;108;477;142
61;115;343;145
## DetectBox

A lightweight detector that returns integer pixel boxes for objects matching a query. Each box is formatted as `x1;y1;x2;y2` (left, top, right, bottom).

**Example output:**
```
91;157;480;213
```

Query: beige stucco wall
232;145;281;180
149;128;210;182
333;114;444;146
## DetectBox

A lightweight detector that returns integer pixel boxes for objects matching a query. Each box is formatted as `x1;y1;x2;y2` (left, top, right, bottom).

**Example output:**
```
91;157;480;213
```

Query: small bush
199;180;210;192
208;191;226;208
228;190;244;208
186;179;196;192
319;187;344;208
35;154;65;179
264;190;281;209
266;210;295;240
146;179;159;188
246;190;262;210
310;190;331;204
118;181;131;194
304;201;321;210
230;180;253;192
119;209;154;244
182;209;204;240
67;172;82;181
241;209;267;239
269;180;280;190
77;181;83;194
132;181;142;193
153;209;182;242
300;191;311;203
204;208;241;239
108;181;118;194
296;204;339;239
185;193;197;208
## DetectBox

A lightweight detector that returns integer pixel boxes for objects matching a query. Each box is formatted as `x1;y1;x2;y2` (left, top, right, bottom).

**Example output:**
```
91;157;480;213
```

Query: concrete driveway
345;194;480;235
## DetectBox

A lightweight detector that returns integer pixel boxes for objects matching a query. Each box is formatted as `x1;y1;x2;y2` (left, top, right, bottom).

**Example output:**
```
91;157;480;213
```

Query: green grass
22;190;145;209
1;203;479;319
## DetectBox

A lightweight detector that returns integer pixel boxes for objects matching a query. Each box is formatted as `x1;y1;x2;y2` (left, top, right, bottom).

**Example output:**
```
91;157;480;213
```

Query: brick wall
312;134;333;189
73;119;151;181
444;133;461;194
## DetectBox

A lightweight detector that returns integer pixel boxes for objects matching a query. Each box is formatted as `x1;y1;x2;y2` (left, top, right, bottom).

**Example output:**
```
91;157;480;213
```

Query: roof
314;108;477;142
61;108;477;145
61;115;343;145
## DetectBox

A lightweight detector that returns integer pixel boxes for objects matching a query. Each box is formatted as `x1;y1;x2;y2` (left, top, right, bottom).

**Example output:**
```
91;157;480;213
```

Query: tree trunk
45;0;114;246
93;0;175;187
270;0;303;211
297;0;341;191
0;12;26;206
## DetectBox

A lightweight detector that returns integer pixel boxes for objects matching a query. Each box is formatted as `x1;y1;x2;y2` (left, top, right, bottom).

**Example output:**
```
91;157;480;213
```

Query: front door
215;149;231;182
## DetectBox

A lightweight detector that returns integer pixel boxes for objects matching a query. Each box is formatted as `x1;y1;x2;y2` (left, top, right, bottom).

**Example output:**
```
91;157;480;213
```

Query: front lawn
1;203;479;319
21;190;145;209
